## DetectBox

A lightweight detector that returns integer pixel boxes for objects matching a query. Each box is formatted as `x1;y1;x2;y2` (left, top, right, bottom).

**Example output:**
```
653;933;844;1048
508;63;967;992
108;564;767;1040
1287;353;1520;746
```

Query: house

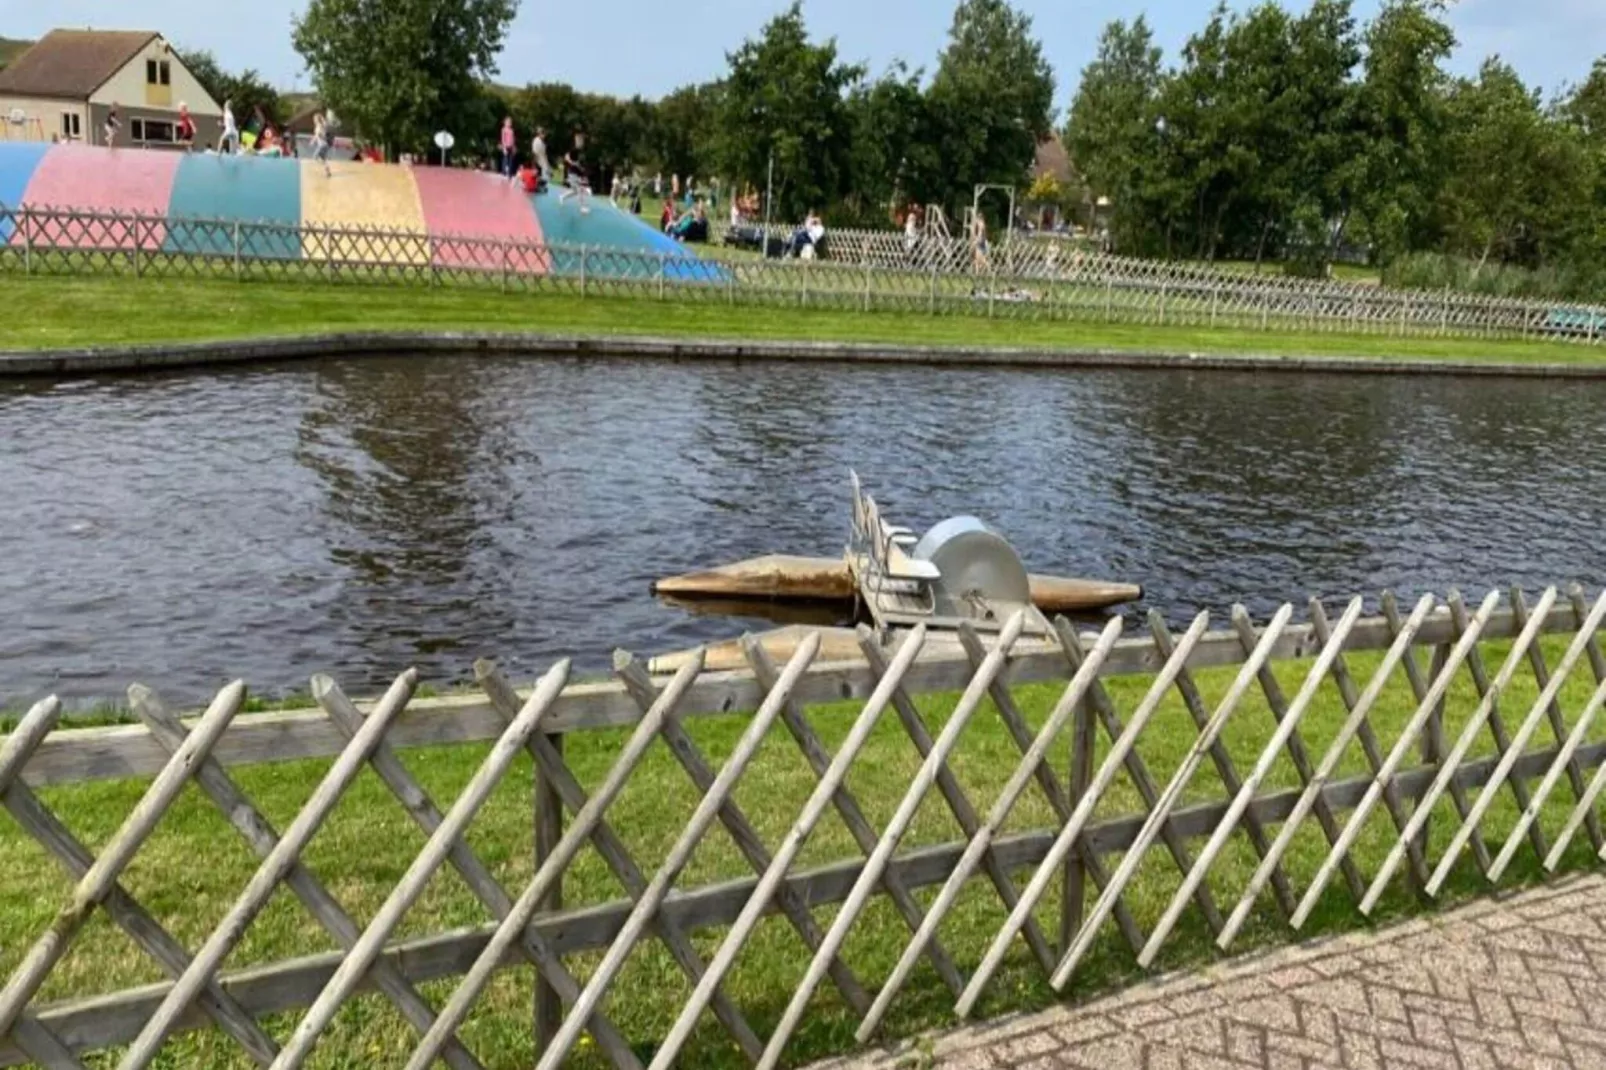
0;29;222;149
1028;134;1084;232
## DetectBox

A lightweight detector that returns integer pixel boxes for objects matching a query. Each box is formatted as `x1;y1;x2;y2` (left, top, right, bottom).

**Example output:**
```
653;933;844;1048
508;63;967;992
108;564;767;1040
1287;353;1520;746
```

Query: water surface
2;354;1602;707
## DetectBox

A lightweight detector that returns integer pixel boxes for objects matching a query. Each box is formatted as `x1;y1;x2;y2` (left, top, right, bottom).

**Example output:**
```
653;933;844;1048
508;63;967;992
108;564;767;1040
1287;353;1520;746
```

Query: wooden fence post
659;252;667;300
929;266;937;313
1416;643;1451;872
1209;283;1218;327
1060;695;1096;952
21;208;31;276
1159;279;1168;326
231;222;241;281
1440;288;1450;337
533;731;565;1055
988;264;997;318
580;244;589;298
500;242;509;294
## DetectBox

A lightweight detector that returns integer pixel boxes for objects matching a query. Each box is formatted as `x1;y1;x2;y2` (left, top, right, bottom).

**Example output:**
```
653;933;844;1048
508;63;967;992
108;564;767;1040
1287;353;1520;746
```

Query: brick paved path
810;874;1606;1070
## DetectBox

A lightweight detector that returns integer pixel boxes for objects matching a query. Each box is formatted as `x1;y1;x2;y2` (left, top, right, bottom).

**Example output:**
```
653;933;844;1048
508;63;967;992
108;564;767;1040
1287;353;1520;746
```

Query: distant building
0;30;222;148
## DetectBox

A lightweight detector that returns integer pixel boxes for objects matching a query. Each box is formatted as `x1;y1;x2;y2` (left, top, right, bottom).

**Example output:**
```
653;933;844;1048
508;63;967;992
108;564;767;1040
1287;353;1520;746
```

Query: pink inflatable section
412;166;545;269
17;144;181;249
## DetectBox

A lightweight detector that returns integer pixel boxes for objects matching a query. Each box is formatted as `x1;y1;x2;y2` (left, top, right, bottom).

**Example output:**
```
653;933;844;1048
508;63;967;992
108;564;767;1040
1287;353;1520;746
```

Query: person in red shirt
176;103;196;151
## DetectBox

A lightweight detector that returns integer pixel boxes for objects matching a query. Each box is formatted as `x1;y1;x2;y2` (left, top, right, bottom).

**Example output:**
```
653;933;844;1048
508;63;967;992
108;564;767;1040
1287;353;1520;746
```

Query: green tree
927;0;1056;214
712;3;862;221
1065;17;1163;252
1438;60;1594;272
177;48;285;126
648;83;720;182
1349;0;1456;263
292;0;517;155
845;63;942;224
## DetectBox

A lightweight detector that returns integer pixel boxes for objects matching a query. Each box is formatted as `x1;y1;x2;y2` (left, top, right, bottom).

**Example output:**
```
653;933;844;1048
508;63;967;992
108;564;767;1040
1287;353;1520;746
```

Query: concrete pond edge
2;331;1603;379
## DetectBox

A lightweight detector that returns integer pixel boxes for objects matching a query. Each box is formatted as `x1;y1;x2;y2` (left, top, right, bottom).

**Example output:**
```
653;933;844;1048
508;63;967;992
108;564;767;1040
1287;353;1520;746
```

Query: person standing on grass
103;103;121;147
499;117;516;181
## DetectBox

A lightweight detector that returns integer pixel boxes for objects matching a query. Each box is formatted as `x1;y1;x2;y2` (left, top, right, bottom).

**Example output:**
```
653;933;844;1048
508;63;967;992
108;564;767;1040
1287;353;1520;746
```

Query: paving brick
812;876;1606;1070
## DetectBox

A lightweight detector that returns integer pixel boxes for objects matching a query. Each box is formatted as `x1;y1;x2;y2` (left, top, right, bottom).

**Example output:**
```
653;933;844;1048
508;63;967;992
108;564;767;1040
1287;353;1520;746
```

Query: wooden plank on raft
8;738;1606;1070
20;603;1599;789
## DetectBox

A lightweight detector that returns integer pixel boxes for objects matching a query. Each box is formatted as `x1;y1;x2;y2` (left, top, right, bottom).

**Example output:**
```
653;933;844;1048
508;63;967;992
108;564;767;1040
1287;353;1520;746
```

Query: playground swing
4;109;45;142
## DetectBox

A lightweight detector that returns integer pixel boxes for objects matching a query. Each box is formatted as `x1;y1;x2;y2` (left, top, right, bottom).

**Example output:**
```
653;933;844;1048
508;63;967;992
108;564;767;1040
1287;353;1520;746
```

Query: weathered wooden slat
1448;591;1546;862
1050;607;1291;992
9;739;1606;1070
536;636;817;1070
759;613;1027;1070
951;623;1069;972
1493;676;1606;879
270;664;571;1069
21;604;1598;790
1220;594;1436;948
1384;594;1484;872
1359;589;1558;915
1292;591;1503;928
1055;618;1220;942
1231;606;1366;905
648;628;929;1070
0;682;245;1043
117;672;415;1070
623;644;926;1005
1144;598;1364;965
957;613;1213;1016
1516;587;1605;853
474;660;754;1065
860;617;1123;1041
1314;597;1431;891
1148;609;1297;921
1427;590;1606;895
405;657;735;1070
317;678;638;1069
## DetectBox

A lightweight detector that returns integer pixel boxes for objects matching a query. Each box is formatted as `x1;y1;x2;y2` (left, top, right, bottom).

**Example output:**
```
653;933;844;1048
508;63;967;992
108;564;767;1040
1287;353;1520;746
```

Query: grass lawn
5;634;1604;1068
0;275;1599;366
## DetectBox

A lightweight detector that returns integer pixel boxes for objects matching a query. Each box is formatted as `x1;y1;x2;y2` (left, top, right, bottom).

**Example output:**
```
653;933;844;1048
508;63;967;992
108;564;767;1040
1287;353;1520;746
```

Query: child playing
559;131;591;214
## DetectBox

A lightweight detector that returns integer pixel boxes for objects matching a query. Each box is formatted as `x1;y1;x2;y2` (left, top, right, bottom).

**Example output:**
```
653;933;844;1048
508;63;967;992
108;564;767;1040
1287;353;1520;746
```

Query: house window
60;113;81;140
131;118;175;144
145;59;171;86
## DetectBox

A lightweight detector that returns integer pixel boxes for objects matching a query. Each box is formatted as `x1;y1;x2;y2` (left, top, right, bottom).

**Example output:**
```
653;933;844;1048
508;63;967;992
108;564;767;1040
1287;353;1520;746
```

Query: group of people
503;118;591;213
97;98;340;175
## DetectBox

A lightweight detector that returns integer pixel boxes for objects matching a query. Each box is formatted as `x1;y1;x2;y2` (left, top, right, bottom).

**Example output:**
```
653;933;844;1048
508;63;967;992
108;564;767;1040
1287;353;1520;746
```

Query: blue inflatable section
0;142;50;241
531;192;727;283
165;155;303;259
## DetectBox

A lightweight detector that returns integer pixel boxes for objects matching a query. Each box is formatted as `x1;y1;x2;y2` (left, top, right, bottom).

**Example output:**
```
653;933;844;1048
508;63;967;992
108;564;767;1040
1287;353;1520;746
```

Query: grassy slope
4;638;1604;1068
2;275;1599;365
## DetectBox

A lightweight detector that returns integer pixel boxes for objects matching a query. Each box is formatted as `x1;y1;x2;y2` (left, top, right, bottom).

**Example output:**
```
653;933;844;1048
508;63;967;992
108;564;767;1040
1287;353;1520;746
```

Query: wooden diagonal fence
4;202;1605;346
7;586;1606;1068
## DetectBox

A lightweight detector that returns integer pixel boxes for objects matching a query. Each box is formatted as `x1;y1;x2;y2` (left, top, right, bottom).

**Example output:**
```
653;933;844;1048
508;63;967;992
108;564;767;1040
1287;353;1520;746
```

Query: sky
8;0;1603;107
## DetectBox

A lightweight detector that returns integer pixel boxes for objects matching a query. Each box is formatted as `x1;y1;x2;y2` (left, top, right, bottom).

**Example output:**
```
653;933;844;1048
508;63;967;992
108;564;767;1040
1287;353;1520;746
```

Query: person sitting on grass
785;210;825;259
660;197;679;234
668;200;709;243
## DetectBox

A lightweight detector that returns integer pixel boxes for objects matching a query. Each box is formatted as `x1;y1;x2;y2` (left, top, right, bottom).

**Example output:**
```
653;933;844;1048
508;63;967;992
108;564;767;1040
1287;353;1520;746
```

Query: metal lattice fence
4;203;1605;345
7;586;1606;1067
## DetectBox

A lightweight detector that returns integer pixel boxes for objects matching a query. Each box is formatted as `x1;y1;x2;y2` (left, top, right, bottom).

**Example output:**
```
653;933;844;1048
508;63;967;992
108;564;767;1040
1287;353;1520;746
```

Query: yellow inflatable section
300;160;430;264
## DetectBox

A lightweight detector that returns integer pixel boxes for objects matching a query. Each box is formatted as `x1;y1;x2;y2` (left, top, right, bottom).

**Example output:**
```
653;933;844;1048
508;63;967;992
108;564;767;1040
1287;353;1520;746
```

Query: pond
3;354;1603;708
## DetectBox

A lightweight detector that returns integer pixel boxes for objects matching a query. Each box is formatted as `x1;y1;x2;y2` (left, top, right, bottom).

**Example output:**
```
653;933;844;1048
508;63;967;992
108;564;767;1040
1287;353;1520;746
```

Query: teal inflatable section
531;192;726;282
165;154;302;259
0;143;50;241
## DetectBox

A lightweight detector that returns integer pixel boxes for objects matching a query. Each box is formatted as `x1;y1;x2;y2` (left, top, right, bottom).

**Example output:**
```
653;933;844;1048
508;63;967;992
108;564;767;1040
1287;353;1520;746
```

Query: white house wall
0;96;87;142
89;38;220;116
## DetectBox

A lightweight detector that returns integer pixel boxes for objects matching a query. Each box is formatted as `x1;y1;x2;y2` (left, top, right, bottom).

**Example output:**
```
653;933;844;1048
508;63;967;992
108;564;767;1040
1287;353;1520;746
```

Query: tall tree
1065;17;1163;251
1439;60;1594;272
177;48;284;125
1349;0;1456;262
927;0;1056;215
846;63;942;224
712;3;861;221
293;0;517;155
649;83;720;182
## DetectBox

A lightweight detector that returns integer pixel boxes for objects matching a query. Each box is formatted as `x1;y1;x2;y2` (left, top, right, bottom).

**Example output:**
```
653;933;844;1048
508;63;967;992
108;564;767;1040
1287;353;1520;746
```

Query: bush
1382;252;1606;303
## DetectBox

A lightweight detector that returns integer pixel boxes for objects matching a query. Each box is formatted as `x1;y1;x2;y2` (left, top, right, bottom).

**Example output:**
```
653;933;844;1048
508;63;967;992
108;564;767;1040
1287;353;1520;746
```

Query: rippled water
3;354;1605;708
